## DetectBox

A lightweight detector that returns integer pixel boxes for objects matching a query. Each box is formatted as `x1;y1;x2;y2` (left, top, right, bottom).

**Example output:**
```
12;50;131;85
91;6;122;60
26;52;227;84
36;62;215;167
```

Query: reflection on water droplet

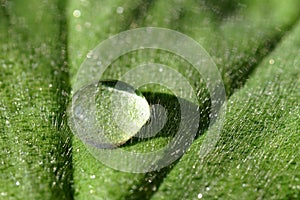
68;80;150;148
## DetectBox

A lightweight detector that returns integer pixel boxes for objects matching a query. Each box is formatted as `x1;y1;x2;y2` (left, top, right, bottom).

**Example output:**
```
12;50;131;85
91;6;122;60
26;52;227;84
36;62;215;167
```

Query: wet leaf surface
0;0;299;199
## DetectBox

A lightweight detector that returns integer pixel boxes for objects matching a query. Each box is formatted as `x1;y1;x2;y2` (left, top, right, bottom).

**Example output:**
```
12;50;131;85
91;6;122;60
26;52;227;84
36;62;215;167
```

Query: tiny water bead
68;80;151;148
73;9;81;18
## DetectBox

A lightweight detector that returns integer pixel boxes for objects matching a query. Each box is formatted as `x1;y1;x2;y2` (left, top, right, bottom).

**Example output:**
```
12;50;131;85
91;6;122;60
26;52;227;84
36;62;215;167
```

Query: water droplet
152;186;157;191
90;175;96;179
86;51;93;58
73;10;81;18
96;61;102;66
1;192;7;196
116;6;124;14
68;80;150;148
197;193;203;199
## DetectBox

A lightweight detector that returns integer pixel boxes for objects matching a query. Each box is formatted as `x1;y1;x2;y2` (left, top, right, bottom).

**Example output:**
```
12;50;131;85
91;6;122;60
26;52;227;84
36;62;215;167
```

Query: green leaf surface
0;0;72;199
67;0;299;199
152;18;300;200
0;0;299;199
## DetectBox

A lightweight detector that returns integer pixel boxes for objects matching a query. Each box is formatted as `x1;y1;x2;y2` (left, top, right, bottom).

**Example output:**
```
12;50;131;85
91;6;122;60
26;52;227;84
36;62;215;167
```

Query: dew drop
1;192;7;196
86;51;93;58
269;59;275;65
73;10;81;18
96;61;102;66
68;80;151;148
116;6;124;14
197;193;203;199
90;175;96;179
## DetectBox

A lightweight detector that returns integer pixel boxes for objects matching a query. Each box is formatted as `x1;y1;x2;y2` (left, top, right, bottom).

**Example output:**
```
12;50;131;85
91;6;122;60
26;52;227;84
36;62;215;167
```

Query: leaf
67;0;300;199
152;19;300;200
1;0;299;199
0;0;72;199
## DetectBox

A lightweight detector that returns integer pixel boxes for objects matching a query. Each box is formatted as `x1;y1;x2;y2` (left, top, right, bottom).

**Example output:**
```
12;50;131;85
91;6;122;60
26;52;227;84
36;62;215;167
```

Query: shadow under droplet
122;92;211;200
121;91;210;151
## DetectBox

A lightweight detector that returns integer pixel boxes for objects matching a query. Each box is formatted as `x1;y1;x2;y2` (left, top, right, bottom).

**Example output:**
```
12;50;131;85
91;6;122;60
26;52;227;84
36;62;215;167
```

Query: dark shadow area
226;17;300;95
50;0;74;199
200;0;242;20
126;0;156;28
0;0;10;25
